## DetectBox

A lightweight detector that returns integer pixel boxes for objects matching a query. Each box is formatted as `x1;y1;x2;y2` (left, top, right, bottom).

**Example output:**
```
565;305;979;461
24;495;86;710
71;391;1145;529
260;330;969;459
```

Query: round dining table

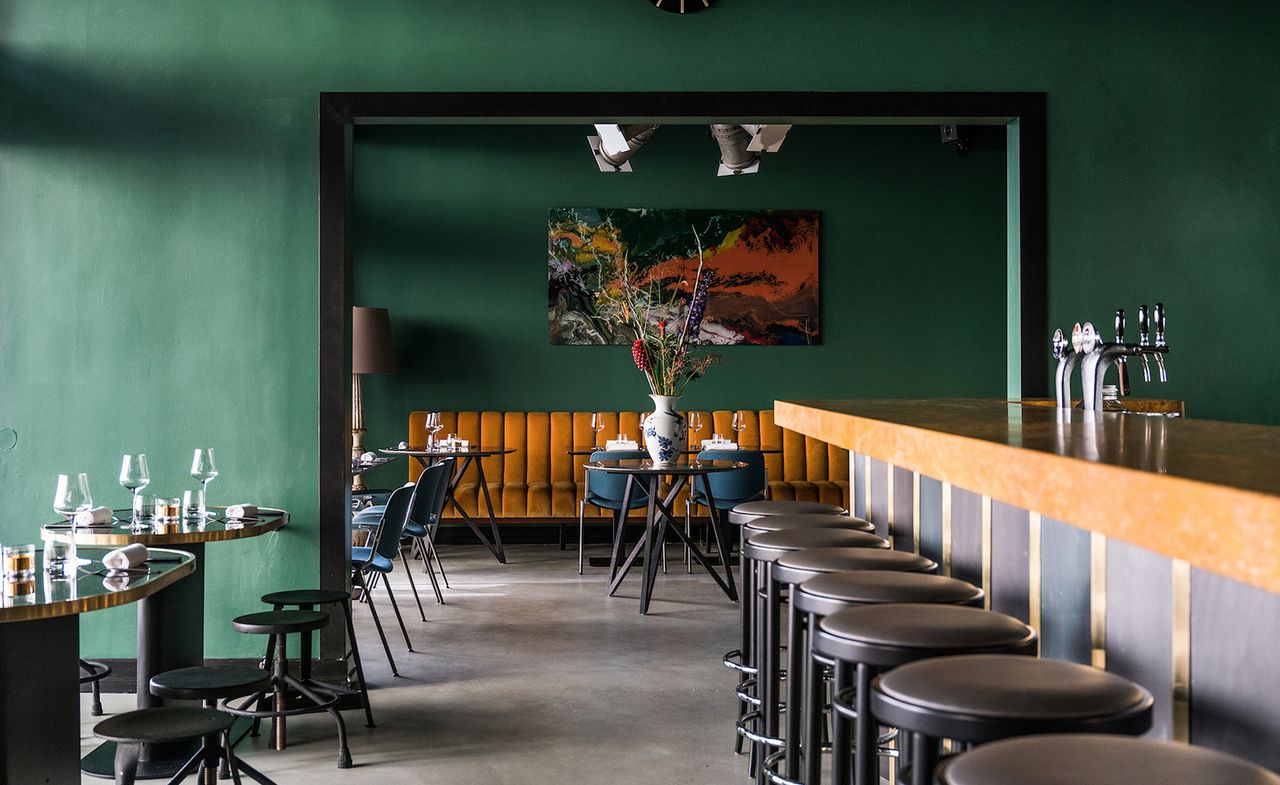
0;547;195;784
42;506;287;779
586;458;745;614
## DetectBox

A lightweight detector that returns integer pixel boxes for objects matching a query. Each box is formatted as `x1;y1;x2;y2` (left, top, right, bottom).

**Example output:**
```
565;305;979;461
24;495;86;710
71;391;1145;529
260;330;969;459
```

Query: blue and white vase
643;394;688;466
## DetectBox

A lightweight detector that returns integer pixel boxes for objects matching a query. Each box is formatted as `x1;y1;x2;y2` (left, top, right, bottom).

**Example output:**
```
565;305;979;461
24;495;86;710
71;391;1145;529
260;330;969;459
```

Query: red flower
631;339;649;371
659;321;666;337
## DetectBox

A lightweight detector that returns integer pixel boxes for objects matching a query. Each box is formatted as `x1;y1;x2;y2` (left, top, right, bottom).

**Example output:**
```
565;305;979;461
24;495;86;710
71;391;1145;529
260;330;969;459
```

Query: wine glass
591;412;606;448
688;412;704;444
191;449;218;496
119;454;150;511
732;411;747;442
54;473;92;528
424;412;443;447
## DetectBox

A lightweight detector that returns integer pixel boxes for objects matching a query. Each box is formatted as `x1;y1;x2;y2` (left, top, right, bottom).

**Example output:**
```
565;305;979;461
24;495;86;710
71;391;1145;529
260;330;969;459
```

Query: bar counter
775;399;1280;594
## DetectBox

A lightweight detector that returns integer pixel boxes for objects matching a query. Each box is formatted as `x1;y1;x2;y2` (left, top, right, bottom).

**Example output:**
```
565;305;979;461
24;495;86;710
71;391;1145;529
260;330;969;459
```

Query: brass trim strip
1091;531;1107;670
886;463;896;549
912;472;922;555
1028;511;1041;655
1172;559;1191;742
941;482;953;577
981;495;993;610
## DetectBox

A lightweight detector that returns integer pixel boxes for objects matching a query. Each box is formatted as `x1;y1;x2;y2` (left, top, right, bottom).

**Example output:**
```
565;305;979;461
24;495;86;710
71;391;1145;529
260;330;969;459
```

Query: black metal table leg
638;475;666;614
421;455;507;564
607;475;636;585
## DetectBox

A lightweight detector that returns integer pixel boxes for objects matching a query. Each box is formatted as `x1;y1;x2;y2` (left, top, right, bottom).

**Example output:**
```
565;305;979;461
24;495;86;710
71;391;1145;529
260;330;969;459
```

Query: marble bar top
775;399;1280;594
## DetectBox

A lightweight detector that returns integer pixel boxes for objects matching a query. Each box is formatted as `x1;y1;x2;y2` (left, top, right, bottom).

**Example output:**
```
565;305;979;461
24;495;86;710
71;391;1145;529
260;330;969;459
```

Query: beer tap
1114;309;1130;396
1152;302;1168;382
1137;305;1152;383
1052;324;1083;408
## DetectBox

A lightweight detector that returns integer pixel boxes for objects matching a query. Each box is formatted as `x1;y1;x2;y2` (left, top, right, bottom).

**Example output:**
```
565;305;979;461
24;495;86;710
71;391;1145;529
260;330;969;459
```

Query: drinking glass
43;538;73;578
688;412;704;442
591;413;606;448
133;493;157;522
424;412;443;447
54;473;92;527
191;449;218;494
182;489;206;519
3;544;36;581
119;454;150;510
732;411;747;441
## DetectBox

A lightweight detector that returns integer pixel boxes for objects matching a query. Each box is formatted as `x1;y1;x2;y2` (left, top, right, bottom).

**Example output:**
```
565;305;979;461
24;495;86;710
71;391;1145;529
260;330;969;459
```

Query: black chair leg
398;548;428;621
558;522;566;550
415;536;445;604
382;575;414;651
426;525;450;588
354;571;398;676
342;599;376;728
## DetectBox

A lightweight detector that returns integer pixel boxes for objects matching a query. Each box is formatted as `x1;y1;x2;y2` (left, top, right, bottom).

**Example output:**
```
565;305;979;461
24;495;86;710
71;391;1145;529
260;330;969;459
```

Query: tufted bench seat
405;410;849;522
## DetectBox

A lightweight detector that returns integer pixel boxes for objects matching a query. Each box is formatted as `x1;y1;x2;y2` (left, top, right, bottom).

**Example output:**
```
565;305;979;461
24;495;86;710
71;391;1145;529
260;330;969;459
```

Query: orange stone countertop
775;399;1280;595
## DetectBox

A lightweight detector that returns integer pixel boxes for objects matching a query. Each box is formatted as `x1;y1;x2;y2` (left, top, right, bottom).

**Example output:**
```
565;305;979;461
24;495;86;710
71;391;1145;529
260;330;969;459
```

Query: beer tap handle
1114;309;1130;396
1138;305;1150;346
1153;302;1166;347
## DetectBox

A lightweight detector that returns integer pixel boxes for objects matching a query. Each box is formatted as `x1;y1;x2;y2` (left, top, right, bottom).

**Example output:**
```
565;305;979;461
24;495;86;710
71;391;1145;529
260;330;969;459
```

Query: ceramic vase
642;394;688;466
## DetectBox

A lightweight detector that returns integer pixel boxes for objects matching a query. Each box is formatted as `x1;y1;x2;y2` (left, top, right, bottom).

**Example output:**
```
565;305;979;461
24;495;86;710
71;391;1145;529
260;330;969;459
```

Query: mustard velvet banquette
406;410;850;521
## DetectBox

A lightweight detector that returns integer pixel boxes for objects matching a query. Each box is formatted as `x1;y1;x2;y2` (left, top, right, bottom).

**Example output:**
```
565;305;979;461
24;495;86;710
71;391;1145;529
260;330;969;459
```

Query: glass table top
0;547;195;622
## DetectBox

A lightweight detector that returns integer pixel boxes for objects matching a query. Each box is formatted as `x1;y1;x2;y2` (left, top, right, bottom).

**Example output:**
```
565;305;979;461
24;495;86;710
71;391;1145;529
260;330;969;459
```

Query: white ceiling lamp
743;124;793;153
710;124;760;176
589;124;660;172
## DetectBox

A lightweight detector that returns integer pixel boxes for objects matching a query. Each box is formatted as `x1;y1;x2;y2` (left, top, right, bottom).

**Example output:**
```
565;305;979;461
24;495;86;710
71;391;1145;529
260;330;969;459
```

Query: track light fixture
589;124;660;172
710;124;760;176
743;124;793;153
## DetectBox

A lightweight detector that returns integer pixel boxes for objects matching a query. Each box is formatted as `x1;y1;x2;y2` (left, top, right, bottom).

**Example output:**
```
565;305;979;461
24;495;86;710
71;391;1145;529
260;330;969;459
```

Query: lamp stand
352;372;366;492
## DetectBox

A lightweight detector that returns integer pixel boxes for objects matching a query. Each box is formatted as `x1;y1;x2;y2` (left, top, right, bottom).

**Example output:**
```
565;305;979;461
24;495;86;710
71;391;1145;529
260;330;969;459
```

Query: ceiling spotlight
589;124;660;172
710;124;760;176
743;124;793;153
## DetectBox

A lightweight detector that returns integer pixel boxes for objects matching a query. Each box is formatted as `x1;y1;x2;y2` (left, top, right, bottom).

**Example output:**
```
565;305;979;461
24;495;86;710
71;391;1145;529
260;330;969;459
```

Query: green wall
3;1;1279;658
352;123;1007;459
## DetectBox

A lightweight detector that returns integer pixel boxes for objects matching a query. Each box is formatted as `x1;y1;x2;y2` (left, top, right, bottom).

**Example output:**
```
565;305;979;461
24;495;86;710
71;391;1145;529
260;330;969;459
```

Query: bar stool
768;552;941;783
149;665;274;783
80;658;112;716
794;572;984;785
224;609;353;769
260;588;375;728
815;604;1036;785
740;528;890;784
871;654;1153;785
936;734;1280;785
728;500;848;526
93;706;277;785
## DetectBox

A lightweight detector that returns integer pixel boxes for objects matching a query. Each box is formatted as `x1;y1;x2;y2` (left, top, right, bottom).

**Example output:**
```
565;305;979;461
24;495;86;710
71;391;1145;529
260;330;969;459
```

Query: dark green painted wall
352;123;1007;458
3;1;1278;656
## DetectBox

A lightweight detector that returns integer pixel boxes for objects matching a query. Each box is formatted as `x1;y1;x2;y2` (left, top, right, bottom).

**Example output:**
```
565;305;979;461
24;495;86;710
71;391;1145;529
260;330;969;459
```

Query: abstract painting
548;208;820;345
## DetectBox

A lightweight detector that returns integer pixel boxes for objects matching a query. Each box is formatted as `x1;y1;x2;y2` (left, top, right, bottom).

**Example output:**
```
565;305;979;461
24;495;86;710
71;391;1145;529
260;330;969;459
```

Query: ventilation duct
710;124;760;176
589;124;660;172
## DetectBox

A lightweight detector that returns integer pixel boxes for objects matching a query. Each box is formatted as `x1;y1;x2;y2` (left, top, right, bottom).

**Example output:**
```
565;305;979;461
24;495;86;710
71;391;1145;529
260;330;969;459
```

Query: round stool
739;528;890;783
225;610;352;769
149;665;273;784
815;603;1036;785
80;658;112;716
793;571;984;785
743;514;875;535
872;655;1153;785
766;551;940;783
936;734;1280;785
261;588;375;728
93;706;275;785
728;500;848;526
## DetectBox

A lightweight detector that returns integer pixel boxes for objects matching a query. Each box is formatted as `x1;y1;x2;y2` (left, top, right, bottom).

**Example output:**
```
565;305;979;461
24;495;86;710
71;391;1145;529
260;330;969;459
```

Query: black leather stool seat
936;734;1280;785
729;500;846;525
744;528;887;563
94;707;233;743
795;571;981;616
744;513;875;534
775;548;933;585
261;588;349;606
232;609;328;635
816;603;1036;668
150;665;271;702
874;655;1153;741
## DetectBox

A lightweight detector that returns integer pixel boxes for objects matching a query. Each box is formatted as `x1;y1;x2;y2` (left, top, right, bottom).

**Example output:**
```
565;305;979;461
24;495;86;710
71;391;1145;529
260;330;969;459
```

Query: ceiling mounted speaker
651;0;711;12
589;124;660;172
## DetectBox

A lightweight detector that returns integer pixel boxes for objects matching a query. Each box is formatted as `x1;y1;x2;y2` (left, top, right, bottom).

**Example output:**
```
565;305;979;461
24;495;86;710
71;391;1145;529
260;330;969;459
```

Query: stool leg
853;662;875;785
831;661;854;785
734;538;753;755
758;565;781;785
272;633;287;752
260;605;281;669
201;734;221;785
577;500;587;575
343;598;376;728
114;741;140;785
283;674;352;769
803;622;824;785
220;731;243;785
909;732;938;785
299;603;314;682
784;600;805;780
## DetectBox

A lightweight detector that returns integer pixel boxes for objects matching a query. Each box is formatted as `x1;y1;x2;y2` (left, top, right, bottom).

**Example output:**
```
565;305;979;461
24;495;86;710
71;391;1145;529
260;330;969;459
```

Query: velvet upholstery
407;410;850;520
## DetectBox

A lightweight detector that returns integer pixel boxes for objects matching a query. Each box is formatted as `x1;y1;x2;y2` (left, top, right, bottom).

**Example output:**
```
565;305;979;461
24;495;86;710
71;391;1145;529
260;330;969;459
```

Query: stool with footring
93;706;277;785
224;609;353;769
81;658;112;716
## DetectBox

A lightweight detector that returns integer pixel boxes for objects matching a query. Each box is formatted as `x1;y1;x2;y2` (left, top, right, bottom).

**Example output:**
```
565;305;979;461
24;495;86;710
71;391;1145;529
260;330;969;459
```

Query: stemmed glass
54;473;92;528
688;412;704;444
191;449;219;497
591;413;606;449
732;411;747;442
119;454;150;512
424;412;443;447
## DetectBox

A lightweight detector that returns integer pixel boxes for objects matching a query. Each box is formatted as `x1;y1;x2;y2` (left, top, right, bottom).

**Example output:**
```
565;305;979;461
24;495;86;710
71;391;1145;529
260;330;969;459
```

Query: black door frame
317;90;1047;657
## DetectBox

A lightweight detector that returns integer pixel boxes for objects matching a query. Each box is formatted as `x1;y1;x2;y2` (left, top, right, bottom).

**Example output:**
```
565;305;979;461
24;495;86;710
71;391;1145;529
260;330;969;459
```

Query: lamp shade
352;307;397;374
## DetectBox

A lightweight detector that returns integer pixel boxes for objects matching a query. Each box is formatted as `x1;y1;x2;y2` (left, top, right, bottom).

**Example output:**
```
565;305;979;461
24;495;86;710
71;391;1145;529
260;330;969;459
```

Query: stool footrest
722;649;758;675
736;710;786;749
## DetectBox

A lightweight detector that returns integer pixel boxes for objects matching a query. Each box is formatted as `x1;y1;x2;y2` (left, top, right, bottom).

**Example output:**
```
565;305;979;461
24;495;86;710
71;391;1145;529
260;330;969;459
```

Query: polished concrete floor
80;543;746;784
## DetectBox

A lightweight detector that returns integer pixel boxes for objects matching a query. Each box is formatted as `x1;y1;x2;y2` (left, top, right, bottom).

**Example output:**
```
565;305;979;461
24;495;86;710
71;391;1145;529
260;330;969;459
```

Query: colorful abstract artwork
548;208;820;345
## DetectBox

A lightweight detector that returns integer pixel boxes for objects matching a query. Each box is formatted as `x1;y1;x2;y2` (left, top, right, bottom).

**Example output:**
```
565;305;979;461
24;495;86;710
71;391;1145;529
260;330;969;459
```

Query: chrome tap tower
1052;303;1169;410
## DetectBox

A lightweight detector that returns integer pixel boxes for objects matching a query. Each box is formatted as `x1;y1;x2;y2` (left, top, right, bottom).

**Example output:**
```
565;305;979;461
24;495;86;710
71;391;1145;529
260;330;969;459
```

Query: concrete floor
80;544;747;784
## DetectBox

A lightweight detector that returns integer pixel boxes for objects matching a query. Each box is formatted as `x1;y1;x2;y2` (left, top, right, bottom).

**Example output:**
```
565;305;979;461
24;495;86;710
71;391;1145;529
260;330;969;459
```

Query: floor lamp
352;307;397;491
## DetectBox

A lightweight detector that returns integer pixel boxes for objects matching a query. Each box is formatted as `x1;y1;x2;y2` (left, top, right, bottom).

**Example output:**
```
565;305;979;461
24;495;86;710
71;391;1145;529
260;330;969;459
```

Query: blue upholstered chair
578;450;650;575
350;482;418;673
685;449;767;571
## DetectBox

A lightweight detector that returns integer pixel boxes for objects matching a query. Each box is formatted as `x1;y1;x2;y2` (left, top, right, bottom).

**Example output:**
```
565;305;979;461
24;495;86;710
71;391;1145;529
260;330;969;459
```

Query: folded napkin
701;439;739;450
102;543;148;571
74;506;114;527
397;441;408;449
103;575;131;592
606;440;639;451
359;451;377;462
226;504;259;519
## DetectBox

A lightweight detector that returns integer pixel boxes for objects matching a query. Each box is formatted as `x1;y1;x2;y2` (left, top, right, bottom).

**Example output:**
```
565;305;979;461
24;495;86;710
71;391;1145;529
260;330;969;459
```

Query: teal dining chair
578;450;650;575
685;449;767;571
351;483;417;673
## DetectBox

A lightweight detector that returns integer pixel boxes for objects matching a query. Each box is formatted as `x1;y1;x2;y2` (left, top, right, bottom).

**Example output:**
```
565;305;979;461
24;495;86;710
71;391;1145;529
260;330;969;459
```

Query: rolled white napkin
103;575;131;592
701;439;739;450
397;441;408;449
359;451;377;462
226;504;259;519
606;440;639;451
102;543;148;571
74;506;113;527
